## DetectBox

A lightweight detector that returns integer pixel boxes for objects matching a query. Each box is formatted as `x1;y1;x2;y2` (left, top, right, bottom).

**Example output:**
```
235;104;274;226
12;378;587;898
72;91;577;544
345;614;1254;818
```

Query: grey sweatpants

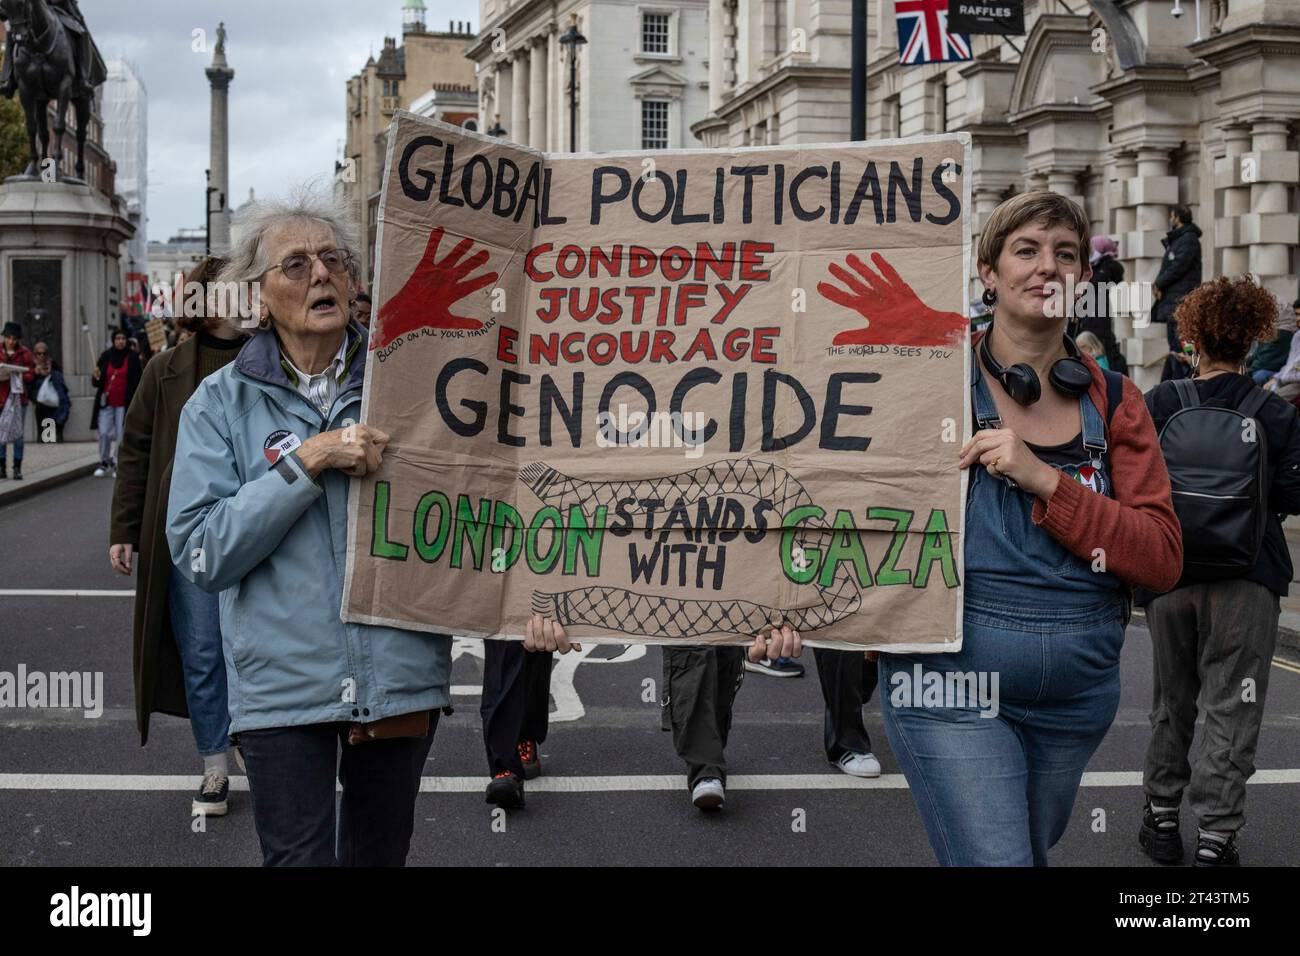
1143;578;1279;833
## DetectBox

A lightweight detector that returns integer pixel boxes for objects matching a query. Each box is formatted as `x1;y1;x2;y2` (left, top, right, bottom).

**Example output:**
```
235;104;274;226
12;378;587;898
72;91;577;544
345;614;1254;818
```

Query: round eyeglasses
267;249;352;282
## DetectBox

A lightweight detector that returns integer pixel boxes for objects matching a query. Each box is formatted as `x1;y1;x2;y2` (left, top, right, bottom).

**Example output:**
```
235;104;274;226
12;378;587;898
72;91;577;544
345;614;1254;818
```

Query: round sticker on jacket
263;430;302;464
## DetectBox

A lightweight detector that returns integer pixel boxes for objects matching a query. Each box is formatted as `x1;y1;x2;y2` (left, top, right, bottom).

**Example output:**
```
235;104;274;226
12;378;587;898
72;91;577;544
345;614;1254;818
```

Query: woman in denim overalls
879;192;1180;866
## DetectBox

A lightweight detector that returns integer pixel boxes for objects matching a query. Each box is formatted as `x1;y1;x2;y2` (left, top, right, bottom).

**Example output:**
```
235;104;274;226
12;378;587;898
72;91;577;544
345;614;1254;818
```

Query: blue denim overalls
880;354;1128;866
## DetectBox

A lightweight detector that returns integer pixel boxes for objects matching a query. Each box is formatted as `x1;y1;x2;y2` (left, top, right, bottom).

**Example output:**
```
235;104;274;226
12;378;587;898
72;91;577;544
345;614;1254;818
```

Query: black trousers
661;645;746;787
236;716;438;867
813;647;878;761
480;640;552;776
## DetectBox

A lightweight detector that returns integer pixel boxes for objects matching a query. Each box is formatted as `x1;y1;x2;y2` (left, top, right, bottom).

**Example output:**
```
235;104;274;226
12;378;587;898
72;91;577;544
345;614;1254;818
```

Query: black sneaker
744;656;805;677
517;740;541;780
1138;799;1183;863
1194;831;1240;867
192;769;229;817
485;771;524;809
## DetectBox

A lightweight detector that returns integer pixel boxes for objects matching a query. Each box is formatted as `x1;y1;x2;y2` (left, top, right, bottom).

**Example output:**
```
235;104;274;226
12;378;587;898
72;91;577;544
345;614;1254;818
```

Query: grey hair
217;187;361;332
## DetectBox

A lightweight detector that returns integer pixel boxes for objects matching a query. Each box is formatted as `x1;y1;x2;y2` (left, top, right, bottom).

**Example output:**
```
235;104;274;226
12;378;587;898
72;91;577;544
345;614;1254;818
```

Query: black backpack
1158;378;1270;574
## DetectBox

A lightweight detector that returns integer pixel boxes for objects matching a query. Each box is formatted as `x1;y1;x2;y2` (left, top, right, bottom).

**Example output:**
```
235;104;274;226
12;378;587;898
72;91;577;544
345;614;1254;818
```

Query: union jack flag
896;0;971;65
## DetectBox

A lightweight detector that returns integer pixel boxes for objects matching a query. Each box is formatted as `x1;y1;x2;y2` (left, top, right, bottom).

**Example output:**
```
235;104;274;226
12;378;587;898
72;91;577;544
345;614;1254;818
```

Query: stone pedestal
0;180;135;443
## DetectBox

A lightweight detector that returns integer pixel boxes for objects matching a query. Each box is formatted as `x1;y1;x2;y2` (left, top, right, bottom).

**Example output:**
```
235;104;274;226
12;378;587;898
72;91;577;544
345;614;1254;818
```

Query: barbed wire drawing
518;458;860;639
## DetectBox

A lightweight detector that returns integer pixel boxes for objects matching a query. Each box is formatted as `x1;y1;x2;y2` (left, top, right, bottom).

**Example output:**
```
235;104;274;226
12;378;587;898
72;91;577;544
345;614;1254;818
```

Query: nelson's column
205;22;235;255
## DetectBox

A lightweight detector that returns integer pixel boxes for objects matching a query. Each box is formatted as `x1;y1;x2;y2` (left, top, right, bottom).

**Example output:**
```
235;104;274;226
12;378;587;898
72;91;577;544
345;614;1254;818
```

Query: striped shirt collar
280;334;349;415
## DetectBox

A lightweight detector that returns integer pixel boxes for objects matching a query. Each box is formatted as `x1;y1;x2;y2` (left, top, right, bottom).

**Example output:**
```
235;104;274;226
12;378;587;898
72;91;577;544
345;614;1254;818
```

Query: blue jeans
890;348;1129;866
168;564;231;755
1250;368;1274;385
881;595;1124;866
97;405;125;466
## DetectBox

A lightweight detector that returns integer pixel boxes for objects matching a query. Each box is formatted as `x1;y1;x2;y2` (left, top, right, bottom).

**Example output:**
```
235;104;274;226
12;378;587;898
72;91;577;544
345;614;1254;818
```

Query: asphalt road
2;476;1298;866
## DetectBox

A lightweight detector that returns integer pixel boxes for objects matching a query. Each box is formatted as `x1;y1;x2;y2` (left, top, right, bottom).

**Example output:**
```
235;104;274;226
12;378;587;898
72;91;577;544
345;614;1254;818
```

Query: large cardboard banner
342;114;971;651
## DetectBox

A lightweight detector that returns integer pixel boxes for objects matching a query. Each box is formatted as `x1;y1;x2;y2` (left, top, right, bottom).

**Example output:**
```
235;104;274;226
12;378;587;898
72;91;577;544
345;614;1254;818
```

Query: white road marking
0;590;135;597
449;636;647;721
9;602;1300;680
2;769;1299;793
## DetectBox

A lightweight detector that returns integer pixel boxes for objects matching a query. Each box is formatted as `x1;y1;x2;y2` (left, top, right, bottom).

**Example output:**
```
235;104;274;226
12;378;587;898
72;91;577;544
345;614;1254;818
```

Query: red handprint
817;252;967;348
370;226;500;350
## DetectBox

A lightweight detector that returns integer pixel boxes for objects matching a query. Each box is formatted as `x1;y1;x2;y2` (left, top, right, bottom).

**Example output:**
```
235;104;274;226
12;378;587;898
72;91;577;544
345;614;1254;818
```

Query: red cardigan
0;345;36;407
981;339;1183;594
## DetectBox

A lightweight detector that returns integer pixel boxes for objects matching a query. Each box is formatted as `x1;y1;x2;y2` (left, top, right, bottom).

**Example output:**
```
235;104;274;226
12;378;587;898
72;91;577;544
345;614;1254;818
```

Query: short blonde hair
977;191;1091;269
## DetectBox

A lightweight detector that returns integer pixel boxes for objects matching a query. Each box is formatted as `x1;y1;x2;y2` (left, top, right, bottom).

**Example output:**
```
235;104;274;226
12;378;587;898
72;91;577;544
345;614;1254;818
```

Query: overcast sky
83;0;481;243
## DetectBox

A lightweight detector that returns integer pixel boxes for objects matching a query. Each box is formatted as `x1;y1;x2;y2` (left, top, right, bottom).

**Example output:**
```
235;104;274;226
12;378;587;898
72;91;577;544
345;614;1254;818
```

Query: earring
257;315;271;331
982;288;997;307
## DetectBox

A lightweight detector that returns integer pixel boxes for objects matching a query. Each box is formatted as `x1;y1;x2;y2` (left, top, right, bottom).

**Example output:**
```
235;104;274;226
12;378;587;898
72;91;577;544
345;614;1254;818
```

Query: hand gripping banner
342;114;972;651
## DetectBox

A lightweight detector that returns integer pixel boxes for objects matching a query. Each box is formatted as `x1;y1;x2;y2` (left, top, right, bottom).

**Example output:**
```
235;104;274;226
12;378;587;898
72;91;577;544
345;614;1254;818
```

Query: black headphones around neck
979;323;1093;406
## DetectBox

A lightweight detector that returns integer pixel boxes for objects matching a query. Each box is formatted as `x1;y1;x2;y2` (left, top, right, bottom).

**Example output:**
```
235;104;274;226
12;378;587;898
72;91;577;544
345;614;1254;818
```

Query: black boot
0;461;6;479
1194;831;1240;867
11;461;21;480
1138;799;1184;864
484;772;525;809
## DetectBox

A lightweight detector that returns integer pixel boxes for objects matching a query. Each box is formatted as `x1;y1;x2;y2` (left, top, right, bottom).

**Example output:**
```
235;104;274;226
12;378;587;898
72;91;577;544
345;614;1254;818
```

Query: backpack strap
1099;368;1138;611
1171;377;1200;411
1103;369;1125;431
1239;385;1269;420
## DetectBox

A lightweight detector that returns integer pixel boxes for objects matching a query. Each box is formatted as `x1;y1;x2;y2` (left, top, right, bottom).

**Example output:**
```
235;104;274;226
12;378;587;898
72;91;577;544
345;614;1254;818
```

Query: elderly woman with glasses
166;193;452;867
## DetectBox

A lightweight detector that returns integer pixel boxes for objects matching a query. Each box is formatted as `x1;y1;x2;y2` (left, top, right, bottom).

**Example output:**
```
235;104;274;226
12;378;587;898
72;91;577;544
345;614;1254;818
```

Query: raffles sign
341;114;971;651
947;0;1026;35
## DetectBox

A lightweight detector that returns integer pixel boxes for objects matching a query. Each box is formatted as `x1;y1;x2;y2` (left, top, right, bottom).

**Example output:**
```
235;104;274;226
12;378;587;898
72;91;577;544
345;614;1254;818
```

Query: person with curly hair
1139;275;1300;867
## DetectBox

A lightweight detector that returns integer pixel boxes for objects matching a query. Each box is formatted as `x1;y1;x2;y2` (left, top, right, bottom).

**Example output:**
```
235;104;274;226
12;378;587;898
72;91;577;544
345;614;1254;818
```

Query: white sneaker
835;751;882;778
93;466;106;478
691;777;725;811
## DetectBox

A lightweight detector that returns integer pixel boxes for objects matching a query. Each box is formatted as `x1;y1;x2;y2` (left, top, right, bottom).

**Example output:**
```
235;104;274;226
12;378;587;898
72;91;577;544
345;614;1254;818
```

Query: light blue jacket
166;324;451;734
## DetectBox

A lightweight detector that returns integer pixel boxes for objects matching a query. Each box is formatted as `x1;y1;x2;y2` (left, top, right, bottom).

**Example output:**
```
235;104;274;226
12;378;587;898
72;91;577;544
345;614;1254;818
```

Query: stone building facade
691;0;1300;389
341;2;478;285
466;0;712;154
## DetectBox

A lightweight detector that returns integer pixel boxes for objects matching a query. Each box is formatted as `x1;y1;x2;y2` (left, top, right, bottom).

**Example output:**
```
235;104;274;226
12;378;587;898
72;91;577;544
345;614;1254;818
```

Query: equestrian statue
0;0;107;183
